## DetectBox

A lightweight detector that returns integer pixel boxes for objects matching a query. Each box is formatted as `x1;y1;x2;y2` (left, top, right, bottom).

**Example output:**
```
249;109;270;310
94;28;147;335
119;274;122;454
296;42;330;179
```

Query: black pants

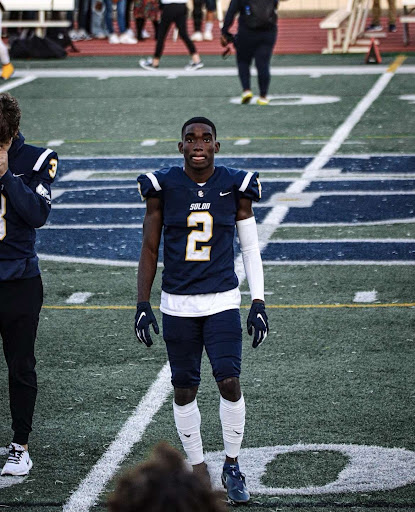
0;275;43;445
192;0;215;32
155;3;196;59
235;26;277;97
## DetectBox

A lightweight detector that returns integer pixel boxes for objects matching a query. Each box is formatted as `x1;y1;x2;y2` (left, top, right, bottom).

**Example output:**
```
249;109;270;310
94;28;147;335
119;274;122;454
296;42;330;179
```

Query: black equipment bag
10;35;67;59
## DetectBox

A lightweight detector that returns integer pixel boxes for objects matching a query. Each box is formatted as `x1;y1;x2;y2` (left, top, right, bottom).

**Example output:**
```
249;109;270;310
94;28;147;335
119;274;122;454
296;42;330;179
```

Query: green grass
9;57;414;156
1;262;414;510
1;54;415;511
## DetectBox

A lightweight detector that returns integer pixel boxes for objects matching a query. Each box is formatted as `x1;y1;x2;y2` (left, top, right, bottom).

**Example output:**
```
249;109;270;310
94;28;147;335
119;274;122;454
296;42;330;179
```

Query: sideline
11;64;415;79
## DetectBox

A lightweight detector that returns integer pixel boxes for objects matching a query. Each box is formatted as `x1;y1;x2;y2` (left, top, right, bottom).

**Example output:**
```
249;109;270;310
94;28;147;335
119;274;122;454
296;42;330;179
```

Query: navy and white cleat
221;463;250;504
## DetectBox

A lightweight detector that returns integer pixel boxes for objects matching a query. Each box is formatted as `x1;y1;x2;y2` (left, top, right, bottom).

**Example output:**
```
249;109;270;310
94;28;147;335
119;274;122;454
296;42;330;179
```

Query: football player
0;93;58;476
135;117;268;504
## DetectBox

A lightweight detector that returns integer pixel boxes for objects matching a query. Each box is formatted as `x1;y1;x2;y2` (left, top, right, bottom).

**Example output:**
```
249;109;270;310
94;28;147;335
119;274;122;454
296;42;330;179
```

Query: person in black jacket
221;0;279;105
0;93;57;476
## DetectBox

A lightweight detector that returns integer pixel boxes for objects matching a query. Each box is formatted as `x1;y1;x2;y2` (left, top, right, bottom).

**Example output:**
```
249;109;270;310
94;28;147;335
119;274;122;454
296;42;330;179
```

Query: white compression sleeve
236;216;265;302
173;399;204;465
220;395;246;458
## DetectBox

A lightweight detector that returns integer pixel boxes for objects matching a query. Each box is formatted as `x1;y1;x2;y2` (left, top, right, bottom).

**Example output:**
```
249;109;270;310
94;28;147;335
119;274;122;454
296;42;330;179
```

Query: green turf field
0;54;414;511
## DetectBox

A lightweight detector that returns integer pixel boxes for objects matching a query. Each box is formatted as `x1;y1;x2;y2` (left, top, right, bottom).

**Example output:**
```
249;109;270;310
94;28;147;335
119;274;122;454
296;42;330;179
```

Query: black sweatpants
155;3;196;59
235;26;277;97
192;0;216;32
0;275;43;445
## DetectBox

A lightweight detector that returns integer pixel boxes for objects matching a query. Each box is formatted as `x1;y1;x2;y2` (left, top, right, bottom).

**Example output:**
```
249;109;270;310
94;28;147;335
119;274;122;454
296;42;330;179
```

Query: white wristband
236;216;264;302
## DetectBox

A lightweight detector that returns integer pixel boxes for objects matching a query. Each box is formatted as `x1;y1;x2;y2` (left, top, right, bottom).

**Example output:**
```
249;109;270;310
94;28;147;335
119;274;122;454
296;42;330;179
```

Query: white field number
186;211;213;261
0;194;6;241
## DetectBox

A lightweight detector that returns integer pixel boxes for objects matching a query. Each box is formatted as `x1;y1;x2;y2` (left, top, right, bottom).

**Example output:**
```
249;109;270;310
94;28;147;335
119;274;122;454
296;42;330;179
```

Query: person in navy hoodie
0;93;58;476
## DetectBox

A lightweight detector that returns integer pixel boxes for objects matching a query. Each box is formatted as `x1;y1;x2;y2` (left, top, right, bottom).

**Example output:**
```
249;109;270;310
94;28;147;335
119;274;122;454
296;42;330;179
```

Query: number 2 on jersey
186;211;213;261
0;194;6;241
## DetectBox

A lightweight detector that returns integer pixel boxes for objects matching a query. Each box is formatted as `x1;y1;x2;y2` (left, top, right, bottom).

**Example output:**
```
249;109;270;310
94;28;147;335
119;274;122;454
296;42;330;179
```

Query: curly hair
0;93;21;144
107;442;227;512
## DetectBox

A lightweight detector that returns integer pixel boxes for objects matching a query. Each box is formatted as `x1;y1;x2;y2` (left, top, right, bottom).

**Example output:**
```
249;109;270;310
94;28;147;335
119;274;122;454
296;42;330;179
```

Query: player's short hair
107;442;227;512
0;93;21;144
181;117;217;139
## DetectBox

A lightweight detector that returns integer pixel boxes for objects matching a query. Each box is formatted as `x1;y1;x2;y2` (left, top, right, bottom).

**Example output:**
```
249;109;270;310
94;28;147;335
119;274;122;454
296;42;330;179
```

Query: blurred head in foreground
108;442;227;512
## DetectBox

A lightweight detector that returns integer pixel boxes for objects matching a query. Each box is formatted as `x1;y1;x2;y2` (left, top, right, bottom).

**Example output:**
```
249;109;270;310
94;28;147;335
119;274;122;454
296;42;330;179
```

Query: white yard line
263;260;415;266
38;253;164;267
41;223;143;229
0;75;37;93
63;362;172;512
280;219;415;227
52;203;146;209
11;65;415;79
268;239;415;243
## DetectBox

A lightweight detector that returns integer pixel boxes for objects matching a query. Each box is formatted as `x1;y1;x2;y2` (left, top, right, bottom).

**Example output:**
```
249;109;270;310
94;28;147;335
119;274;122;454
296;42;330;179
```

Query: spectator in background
134;0;159;41
139;0;203;70
91;1;108;39
104;0;138;43
107;442;227;512
366;0;397;32
191;0;216;41
126;0;147;38
221;0;279;105
0;6;14;80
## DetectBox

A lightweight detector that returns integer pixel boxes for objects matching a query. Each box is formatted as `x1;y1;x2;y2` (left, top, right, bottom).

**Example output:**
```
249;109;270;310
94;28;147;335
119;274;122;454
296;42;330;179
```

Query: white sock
0;39;9;66
220;395;245;459
173;399;204;465
205;22;213;32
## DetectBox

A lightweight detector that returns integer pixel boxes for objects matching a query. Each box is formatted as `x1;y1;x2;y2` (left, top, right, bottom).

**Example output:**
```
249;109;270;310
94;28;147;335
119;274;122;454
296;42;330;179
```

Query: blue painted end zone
37;156;415;264
284;196;415;223
262;242;415;262
56;156;415;182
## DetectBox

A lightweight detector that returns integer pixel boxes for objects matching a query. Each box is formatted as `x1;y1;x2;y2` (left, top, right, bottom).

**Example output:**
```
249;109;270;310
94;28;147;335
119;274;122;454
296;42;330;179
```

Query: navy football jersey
0;133;58;281
137;165;261;295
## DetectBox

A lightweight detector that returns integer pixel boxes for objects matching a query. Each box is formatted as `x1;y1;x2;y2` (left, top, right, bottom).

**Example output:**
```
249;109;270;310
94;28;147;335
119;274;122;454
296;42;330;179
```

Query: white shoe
69;29;80;41
126;28;135;38
139;58;159;70
108;33;120;44
77;29;92;41
203;30;213;41
1;443;33;476
184;61;204;71
191;31;203;42
141;29;151;39
119;31;138;44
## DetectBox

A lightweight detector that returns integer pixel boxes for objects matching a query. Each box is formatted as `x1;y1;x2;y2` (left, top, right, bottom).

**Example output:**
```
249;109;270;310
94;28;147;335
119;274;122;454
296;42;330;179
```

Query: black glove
135;302;159;347
247;302;269;348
